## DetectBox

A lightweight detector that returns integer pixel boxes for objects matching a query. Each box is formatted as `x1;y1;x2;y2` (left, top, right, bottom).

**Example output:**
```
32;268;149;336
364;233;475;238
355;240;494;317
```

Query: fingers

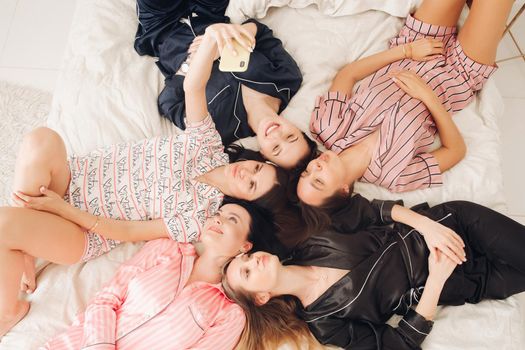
392;76;410;92
11;192;26;207
431;46;445;55
431;39;444;47
223;36;236;56
13;191;30;203
422;54;443;61
440;244;463;265
215;34;225;55
231;31;253;53
450;230;465;248
445;238;466;263
239;26;255;45
231;26;255;52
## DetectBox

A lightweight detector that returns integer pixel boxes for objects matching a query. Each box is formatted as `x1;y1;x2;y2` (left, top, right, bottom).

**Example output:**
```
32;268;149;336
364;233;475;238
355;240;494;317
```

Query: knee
22;127;64;154
20;127;65;163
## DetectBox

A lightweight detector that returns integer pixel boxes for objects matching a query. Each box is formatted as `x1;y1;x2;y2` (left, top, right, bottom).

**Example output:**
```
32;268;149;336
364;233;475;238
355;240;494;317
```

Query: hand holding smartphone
219;39;252;72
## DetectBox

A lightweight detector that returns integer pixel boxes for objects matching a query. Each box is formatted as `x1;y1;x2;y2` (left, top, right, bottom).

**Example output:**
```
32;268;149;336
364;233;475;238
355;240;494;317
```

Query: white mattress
1;0;523;349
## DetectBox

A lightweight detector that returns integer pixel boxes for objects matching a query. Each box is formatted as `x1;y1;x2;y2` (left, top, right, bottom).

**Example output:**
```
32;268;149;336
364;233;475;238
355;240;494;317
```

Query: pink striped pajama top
310;14;496;192
66;116;227;261
40;239;245;350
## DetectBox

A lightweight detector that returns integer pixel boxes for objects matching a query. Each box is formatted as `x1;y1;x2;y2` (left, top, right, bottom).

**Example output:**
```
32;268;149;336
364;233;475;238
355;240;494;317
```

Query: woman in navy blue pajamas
134;0;318;170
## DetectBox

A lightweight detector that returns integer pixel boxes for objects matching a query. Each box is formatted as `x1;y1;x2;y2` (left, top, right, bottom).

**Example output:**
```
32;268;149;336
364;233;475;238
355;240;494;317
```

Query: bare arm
415;250;456;320
425;95;466;172
330;38;445;95
330;45;405;94
13;188;168;242
393;71;466;172
183;23;255;125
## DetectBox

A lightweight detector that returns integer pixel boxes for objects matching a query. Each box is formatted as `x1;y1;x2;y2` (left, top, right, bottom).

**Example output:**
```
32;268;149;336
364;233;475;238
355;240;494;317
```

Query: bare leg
10;127;71;293
457;0;514;65
0;207;85;337
413;0;466;27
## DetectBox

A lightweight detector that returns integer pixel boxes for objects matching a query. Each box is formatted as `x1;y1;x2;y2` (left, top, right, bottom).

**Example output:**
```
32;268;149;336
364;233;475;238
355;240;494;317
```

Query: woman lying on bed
134;0;318;170
39;199;278;350
224;200;525;350
301;0;511;196
0;23;289;337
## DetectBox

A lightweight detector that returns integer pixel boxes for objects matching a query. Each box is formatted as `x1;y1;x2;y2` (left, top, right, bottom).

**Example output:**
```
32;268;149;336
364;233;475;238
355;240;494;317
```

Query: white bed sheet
1;0;523;349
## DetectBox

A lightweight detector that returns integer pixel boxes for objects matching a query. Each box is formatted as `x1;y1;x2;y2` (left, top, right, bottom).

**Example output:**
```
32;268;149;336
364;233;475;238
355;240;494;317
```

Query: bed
1;0;523;349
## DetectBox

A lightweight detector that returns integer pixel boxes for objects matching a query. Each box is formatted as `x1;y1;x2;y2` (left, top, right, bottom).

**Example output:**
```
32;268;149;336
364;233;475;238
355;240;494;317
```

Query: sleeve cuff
371;199;404;224
242;19;266;38
398;308;434;346
81;343;115;350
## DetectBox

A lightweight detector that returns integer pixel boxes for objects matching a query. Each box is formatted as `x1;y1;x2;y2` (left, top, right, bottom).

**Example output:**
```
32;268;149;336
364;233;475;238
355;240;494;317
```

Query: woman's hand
205;23;255;56
428;249;457;286
404;38;444;61
11;186;67;216
392;70;437;102
416;217;466;265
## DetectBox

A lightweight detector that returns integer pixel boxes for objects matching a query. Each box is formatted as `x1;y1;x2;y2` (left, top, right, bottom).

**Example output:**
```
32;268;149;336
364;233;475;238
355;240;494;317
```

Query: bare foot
0;300;30;337
20;255;36;294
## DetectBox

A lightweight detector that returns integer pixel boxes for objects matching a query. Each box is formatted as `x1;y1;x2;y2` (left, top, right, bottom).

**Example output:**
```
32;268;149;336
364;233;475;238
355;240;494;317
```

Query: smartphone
219;39;251;72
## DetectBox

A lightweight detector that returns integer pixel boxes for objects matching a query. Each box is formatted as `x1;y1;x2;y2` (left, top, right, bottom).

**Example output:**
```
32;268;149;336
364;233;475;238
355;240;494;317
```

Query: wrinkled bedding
1;0;523;349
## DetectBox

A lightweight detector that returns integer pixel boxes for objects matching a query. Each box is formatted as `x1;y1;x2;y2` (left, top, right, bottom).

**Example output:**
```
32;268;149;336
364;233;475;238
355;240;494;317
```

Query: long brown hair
221;260;322;350
288;169;354;236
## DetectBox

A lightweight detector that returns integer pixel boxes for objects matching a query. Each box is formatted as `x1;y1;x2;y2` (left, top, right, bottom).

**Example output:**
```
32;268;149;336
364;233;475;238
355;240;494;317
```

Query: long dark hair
221;197;287;259
292;132;319;173
225;144;309;251
221;261;322;350
288;169;354;235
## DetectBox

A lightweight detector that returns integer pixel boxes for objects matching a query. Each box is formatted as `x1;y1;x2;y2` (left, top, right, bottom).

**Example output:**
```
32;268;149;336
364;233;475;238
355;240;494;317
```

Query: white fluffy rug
0;82;51;206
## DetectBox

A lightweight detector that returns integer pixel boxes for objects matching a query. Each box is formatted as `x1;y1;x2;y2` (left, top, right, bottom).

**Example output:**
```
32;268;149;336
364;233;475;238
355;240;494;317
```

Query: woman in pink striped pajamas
0;23;286;338
40;199;276;350
298;0;512;207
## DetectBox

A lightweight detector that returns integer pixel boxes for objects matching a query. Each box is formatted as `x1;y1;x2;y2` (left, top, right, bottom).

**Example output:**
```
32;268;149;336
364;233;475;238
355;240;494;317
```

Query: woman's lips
265;122;279;137
230;163;238;178
209;225;223;235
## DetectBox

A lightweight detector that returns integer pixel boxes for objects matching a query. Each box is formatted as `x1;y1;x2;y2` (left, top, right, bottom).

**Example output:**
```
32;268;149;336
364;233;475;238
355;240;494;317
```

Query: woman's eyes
228;216;238;224
272;145;280;154
315;178;323;185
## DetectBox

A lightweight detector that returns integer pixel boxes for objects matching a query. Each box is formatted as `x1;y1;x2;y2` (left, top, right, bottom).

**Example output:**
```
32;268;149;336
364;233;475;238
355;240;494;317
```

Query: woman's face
296;151;347;206
256;116;309;169
226;251;281;295
223;160;277;201
200;203;252;256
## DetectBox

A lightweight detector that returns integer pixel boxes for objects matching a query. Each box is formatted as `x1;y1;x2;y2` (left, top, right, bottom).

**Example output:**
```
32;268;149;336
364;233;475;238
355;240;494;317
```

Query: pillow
226;0;422;23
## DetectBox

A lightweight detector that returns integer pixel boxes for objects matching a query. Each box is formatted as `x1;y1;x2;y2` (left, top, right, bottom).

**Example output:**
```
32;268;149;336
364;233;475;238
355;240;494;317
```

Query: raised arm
393;70;466;172
183;23;255;125
330;38;445;95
